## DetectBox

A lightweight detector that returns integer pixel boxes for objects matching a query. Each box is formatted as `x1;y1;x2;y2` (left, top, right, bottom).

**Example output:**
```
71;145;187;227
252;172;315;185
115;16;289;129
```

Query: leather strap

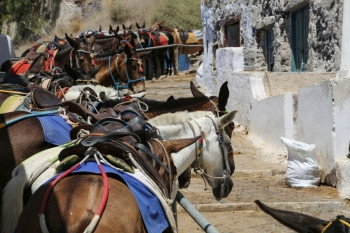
133;142;170;173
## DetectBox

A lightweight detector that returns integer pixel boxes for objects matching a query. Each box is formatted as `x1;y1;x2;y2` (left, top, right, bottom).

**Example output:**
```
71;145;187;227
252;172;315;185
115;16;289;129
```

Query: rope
108;55;120;91
151;138;173;192
0;109;61;129
0;90;28;95
113;98;149;120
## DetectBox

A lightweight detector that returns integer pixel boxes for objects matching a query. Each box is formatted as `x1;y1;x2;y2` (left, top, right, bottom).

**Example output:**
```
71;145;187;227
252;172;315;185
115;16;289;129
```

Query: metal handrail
136;43;203;52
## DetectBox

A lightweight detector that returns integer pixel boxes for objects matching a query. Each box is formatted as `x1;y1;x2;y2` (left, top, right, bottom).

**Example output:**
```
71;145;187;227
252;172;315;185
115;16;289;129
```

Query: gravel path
145;72;350;233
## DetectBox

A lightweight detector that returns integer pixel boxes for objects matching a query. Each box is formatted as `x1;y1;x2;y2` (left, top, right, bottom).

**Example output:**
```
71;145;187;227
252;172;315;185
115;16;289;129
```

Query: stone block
335;157;350;199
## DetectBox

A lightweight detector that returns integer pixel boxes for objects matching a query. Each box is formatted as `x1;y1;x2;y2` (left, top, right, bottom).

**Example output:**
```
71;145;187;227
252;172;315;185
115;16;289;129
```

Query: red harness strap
44;48;58;72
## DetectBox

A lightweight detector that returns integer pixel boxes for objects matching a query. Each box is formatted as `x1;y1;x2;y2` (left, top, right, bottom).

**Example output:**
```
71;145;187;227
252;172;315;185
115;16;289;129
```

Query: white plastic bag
281;137;321;187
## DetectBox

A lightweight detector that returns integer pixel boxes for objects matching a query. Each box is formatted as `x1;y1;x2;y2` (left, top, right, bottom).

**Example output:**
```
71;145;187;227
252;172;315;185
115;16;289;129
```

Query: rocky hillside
1;0;201;54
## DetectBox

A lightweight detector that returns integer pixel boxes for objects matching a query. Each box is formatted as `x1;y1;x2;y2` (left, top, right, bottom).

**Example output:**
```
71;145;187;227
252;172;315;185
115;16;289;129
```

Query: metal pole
175;191;220;233
174;45;179;75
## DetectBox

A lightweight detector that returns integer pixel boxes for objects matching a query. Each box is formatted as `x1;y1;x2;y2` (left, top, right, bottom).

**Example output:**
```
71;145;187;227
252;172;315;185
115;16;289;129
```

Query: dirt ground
145;72;350;233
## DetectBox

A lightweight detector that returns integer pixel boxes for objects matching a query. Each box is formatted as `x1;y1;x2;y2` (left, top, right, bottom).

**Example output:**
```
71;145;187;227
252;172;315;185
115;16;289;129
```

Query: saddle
59;115;170;196
33;87;61;108
178;29;189;43
32;70;73;93
22;87;61;110
152;31;161;45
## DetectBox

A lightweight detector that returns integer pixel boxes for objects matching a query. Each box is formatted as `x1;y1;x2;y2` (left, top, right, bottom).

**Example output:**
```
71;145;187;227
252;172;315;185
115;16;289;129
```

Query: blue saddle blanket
48;161;169;233
38;115;72;146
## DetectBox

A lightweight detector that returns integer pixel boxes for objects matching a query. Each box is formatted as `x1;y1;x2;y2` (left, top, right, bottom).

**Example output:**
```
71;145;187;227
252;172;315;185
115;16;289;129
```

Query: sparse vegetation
1;0;202;47
152;0;202;30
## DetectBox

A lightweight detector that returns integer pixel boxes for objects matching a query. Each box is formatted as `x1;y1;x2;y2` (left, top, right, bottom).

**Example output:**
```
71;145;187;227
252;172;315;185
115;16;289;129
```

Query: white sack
281;137;321;187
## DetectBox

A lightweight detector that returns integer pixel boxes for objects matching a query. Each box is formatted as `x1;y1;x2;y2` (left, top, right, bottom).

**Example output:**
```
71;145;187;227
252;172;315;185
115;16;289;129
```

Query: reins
39;147;109;233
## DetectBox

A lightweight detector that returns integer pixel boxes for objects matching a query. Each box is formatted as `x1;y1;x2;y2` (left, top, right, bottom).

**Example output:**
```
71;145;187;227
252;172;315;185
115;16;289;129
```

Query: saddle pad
37;115;72;146
47;161;169;233
0;95;28;113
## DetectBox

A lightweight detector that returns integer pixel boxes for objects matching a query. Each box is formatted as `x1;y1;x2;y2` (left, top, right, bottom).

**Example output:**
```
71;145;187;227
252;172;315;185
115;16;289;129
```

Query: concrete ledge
177;201;344;213
234;170;273;177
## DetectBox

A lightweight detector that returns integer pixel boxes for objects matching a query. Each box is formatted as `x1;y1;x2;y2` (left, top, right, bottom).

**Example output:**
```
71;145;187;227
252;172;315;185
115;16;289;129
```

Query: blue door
291;5;309;72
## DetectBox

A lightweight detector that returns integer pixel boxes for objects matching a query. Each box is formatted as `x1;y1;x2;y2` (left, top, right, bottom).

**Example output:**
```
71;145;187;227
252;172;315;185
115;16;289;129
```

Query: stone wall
200;0;343;86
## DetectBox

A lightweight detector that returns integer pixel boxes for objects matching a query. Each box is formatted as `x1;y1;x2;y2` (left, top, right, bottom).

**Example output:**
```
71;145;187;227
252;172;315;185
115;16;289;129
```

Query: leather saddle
23;87;61;110
33;70;73;92
60;116;170;196
178;29;189;43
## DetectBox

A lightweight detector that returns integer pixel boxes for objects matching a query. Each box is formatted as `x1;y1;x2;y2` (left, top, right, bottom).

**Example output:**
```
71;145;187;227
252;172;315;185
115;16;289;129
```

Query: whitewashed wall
250;93;295;152
207;47;350;196
297;81;335;182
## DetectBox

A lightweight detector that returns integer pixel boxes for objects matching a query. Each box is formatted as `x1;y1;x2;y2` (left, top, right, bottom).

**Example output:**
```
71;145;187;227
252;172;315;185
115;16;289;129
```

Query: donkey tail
1;165;28;233
255;200;328;233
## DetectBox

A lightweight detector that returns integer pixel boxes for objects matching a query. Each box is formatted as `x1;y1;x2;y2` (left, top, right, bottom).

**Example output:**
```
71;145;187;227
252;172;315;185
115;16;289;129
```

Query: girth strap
103;140;169;197
133;142;170;173
81;132;141;147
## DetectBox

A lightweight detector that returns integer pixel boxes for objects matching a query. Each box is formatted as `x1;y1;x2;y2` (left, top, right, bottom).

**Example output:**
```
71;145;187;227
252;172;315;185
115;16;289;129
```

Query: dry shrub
69;16;82;34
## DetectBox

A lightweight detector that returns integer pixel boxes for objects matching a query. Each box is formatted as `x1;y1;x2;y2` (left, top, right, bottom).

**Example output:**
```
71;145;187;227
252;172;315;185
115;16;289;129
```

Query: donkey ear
116;26;120;33
161;136;201;154
218;110;237;129
65;33;79;49
255;200;328;233
99;25;102;32
128;24;132;30
136;23;140;29
218;81;229;111
166;96;175;102
190;81;207;98
109;25;114;34
123;24;126;30
142;21;145;28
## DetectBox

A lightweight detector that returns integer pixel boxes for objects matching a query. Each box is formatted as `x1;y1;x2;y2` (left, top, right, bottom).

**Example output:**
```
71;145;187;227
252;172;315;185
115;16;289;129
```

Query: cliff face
1;0;62;42
1;0;104;45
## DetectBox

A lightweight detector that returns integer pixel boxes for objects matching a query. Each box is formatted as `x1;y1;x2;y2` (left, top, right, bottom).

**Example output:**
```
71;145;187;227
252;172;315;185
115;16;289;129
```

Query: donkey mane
101;95;216;110
94;51;124;59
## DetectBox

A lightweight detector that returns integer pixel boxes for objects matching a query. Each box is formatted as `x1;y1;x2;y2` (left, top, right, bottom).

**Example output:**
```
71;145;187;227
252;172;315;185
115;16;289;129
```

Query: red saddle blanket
9;59;31;75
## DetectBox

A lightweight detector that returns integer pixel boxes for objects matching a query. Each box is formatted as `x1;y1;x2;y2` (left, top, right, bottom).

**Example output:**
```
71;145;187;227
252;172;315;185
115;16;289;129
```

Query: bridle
187;115;232;196
108;53;145;92
69;48;96;69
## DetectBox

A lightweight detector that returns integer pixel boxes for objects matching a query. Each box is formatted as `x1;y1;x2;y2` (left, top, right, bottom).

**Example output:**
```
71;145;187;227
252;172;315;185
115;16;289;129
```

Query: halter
186;116;232;196
108;53;145;93
70;48;96;69
209;99;228;117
